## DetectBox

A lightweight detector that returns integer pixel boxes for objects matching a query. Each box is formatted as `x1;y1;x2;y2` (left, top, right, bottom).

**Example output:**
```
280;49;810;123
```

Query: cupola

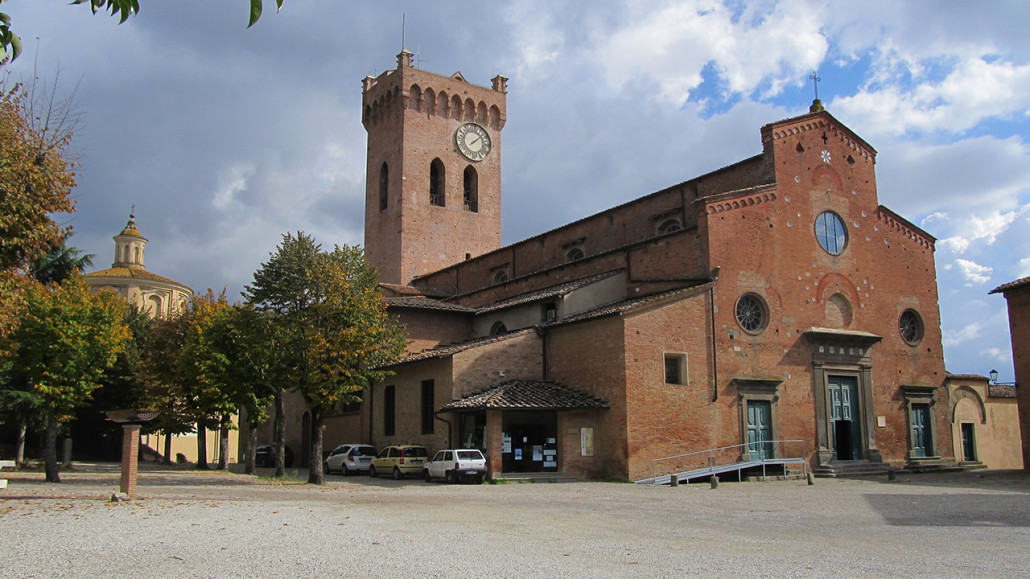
112;212;148;270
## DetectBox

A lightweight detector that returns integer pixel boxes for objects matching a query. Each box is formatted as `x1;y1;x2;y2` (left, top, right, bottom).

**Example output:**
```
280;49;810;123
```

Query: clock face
455;123;491;161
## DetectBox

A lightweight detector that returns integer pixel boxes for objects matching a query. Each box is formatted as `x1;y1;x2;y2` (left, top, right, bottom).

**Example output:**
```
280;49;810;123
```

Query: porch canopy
441;379;610;412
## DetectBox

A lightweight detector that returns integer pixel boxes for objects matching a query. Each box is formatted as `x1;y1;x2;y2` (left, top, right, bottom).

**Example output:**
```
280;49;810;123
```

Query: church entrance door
501;411;558;473
747;401;773;460
828;376;862;460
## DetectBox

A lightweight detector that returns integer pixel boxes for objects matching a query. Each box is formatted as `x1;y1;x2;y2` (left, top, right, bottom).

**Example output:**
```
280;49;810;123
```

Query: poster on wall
581;427;594;457
502;433;512;453
532;446;543;461
514;448;523;461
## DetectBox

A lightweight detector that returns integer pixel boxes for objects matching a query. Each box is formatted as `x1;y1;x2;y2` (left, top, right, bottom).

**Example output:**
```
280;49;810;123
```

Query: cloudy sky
5;0;1029;379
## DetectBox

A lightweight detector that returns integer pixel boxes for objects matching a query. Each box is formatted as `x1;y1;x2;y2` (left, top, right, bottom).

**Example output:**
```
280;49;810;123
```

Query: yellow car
369;445;429;480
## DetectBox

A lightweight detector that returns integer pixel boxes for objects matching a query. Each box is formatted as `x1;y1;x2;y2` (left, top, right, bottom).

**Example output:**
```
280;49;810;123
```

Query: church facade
322;52;979;481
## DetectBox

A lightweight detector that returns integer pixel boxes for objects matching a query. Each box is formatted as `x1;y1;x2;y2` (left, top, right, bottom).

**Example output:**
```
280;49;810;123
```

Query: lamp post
105;410;159;500
990;369;999;384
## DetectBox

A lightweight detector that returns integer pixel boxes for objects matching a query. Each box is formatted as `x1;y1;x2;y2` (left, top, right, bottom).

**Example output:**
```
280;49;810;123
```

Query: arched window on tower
379;162;389;211
463;166;478;212
133;246;141;264
430;159;445;206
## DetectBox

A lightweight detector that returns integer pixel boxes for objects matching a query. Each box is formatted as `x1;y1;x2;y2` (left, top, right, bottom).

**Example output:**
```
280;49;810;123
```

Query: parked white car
323;444;376;476
423;449;488;484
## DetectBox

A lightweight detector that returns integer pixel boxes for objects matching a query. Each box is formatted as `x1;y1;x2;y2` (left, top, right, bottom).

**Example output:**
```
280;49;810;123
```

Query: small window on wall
429;159;445;206
421;380;435;434
815;211;847;255
543;302;557;323
384;385;396;437
493;271;509;284
490;321;507;336
566;248;585;263
664;353;687;385
379;162;389;211
463;166;478;212
658;219;682;235
735;293;768;334
899;309;924;345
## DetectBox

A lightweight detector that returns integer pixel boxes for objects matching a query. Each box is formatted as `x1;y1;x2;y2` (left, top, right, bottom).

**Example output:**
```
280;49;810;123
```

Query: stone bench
0;459;15;489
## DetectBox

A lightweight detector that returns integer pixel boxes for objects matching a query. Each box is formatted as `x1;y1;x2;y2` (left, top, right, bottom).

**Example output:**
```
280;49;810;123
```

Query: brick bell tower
362;51;507;286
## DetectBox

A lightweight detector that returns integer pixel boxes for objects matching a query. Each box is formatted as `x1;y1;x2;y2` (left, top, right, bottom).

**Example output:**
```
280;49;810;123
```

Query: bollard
710;475;719;489
807;472;815;486
669;475;679;487
888;466;897;481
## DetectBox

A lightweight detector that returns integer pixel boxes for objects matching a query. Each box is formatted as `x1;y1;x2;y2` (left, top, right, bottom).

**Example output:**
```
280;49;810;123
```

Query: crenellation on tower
363;52;506;286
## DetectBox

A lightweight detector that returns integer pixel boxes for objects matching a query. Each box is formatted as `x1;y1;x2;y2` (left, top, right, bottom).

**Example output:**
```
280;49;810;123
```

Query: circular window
735;294;768;334
815;211;848;255
899;310;923;344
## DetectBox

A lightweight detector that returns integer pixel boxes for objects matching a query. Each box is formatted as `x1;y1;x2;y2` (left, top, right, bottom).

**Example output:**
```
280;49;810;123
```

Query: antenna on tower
401;13;406;52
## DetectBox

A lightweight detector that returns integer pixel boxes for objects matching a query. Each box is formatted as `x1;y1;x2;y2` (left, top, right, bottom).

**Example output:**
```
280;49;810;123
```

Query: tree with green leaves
1;274;129;481
245;232;407;484
223;304;285;475
140;304;197;464
29;232;94;286
1;0;285;61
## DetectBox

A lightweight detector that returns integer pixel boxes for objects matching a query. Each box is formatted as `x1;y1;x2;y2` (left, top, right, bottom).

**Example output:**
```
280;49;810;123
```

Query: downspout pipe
434;412;453;448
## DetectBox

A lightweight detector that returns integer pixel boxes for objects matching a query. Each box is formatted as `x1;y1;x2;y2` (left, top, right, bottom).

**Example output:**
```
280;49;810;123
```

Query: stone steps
813;460;892;478
493;472;579;483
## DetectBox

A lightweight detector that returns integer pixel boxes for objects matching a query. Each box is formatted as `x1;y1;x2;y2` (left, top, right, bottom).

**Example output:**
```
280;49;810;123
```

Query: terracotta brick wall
1001;287;1030;468
362;56;505;285
546;316;629;479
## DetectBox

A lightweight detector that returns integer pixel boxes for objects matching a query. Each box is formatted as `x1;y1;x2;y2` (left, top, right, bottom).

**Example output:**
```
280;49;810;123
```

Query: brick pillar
120;424;141;499
485;410;503;478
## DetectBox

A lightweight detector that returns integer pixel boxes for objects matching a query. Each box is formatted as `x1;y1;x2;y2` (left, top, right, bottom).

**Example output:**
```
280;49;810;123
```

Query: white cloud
834;57;1030;137
946;259;993;284
590;0;827;104
211;164;254;211
981;347;1012;364
1018;258;1030;278
943;322;982;347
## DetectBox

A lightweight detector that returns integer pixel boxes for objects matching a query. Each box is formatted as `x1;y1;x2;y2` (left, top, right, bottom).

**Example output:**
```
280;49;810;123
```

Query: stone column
120;424;141;499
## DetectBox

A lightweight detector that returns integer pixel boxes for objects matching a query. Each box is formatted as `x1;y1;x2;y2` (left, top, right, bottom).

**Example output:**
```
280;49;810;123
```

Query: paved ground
2;463;1029;577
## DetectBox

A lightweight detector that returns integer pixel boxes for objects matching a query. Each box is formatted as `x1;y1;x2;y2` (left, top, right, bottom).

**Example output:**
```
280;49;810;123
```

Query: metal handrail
650;439;807;485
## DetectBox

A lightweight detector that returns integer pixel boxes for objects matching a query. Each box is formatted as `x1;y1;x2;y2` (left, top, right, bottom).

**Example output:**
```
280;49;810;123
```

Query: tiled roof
85;267;187;287
390;328;537;366
474;270;624;314
990;276;1030;295
989;384;1017;398
441;379;610;411
945;372;989;381
385;297;475;313
379;283;426;296
553;280;710;326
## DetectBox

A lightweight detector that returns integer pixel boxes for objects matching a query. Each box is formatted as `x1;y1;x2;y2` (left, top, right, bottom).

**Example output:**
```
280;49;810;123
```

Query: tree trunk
15;423;26;465
245;419;259;475
217;415;229;470
307;407;324;485
163;434;172;465
44;412;60;483
274;388;286;478
196;425;209;469
61;436;73;467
